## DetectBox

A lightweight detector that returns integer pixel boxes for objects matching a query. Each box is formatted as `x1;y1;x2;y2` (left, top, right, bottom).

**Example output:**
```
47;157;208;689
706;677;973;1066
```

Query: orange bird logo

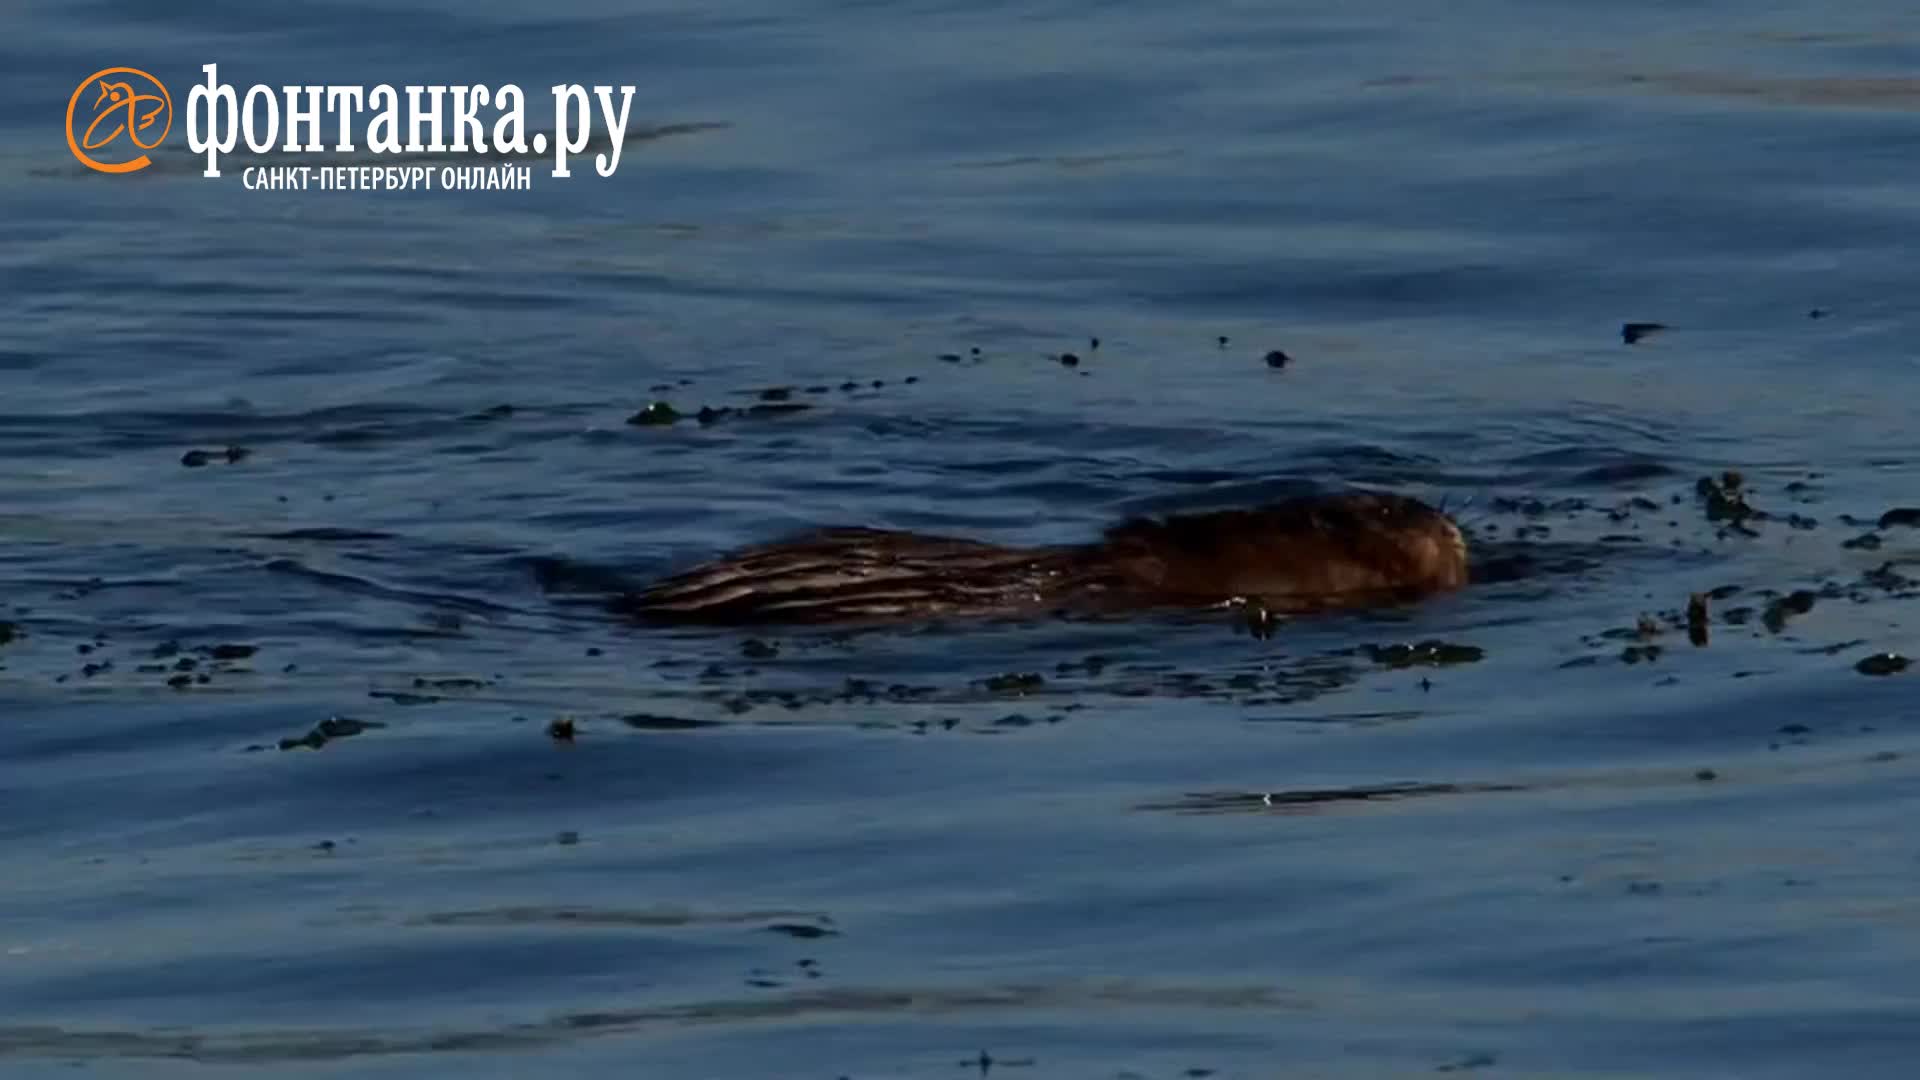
67;67;172;173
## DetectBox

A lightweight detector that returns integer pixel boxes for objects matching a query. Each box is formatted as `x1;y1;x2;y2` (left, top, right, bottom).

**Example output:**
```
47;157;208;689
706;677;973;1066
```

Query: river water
4;1;1920;1076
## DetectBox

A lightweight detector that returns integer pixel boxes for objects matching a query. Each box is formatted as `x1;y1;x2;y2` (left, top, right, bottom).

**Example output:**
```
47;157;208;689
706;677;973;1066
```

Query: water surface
4;1;1920;1076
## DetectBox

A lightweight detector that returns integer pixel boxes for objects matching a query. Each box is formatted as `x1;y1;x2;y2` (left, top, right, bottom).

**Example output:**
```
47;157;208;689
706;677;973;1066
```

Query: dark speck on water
1856;653;1910;676
982;672;1047;694
626;401;681;426
1362;641;1486;668
1763;590;1819;634
277;715;386;751
7;3;1920;1078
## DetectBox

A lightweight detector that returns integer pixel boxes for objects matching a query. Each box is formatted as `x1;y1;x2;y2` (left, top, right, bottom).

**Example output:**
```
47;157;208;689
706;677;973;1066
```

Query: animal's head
1326;491;1469;593
1110;490;1470;605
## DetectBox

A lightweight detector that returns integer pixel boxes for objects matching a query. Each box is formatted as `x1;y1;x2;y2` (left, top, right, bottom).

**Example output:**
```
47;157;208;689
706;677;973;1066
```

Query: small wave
0;981;1301;1064
263;557;525;617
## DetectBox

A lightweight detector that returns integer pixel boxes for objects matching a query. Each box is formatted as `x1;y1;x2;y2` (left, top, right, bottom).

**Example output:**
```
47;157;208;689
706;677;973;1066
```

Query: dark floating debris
547;718;577;742
1762;590;1818;634
1237;599;1280;640
983;672;1046;694
279;715;385;751
1879;507;1920;529
1089;336;1100;351
694;402;812;425
1058;352;1080;367
1621;644;1662;664
1621;321;1667;345
1696;472;1758;527
1489;495;1588;517
181;446;251;468
1686;593;1710;647
369;690;439;706
1362;640;1485;667
1809;307;1829;319
1856;653;1910;676
1862;562;1915;593
1263;349;1291;369
0;622;17;645
412;676;489;691
1216;335;1229;348
626;402;680;426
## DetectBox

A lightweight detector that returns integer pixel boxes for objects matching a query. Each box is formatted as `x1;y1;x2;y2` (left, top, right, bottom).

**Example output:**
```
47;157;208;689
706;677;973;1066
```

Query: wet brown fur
626;491;1468;625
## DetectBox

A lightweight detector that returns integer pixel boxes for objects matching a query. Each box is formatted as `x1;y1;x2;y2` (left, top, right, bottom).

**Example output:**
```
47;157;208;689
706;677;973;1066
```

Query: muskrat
621;491;1468;625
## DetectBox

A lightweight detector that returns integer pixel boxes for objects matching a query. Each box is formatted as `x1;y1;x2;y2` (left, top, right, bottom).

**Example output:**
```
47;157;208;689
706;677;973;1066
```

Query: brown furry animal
624;491;1468;625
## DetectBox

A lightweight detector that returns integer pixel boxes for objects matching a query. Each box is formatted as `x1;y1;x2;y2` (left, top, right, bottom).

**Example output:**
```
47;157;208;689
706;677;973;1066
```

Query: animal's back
624;527;1077;624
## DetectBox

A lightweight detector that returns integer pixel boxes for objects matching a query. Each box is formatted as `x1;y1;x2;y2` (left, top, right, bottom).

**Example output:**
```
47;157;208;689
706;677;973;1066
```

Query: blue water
4;1;1920;1076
